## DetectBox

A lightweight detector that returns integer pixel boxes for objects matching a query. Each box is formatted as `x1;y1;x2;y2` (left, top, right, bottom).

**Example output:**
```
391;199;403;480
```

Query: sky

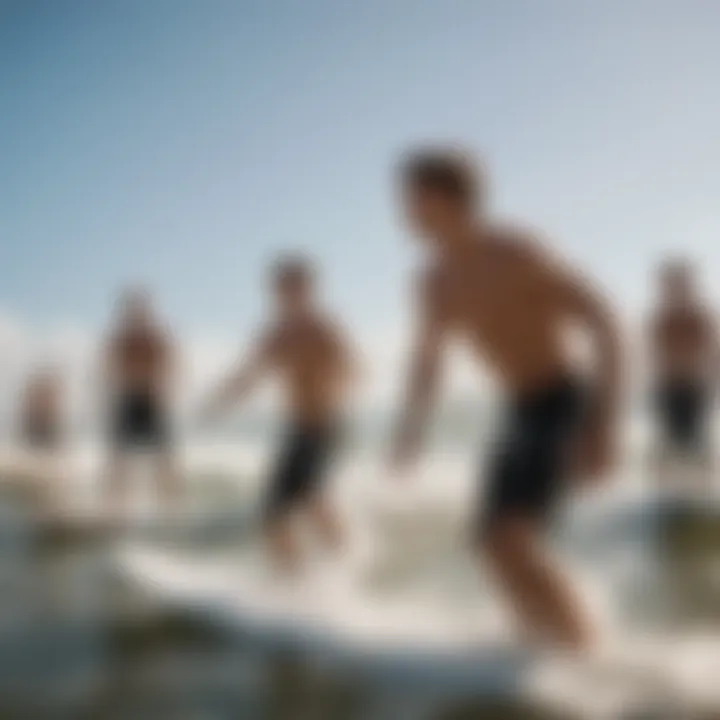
1;0;720;417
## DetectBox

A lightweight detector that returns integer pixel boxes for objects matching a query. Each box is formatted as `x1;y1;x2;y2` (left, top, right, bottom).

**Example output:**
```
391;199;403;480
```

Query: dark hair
400;148;479;205
118;284;150;310
271;254;315;288
659;256;692;280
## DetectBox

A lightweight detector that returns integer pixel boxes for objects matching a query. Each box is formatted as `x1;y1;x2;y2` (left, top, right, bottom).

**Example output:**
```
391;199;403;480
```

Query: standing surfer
200;256;358;571
102;287;179;520
646;258;717;488
16;367;65;509
389;147;624;650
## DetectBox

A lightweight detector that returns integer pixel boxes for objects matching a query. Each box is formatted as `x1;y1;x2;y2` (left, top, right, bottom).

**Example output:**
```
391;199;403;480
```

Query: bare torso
651;306;713;382
109;326;171;398
22;381;60;436
427;226;573;394
266;314;351;426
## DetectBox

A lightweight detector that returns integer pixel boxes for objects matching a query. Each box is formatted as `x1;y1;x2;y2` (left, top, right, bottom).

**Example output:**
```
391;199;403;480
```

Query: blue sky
2;0;720;346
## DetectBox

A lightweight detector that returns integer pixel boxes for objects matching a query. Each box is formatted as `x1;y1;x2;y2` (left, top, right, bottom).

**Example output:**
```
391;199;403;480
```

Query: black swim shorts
654;380;709;452
111;392;170;450
264;423;340;522
476;376;586;538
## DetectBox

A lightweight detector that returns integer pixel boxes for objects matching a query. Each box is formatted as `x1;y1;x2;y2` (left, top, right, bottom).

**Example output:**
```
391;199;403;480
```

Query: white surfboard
116;544;720;715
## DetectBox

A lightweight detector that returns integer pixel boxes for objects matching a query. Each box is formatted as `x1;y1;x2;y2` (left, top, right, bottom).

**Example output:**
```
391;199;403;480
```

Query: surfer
647;258;717;484
19;368;63;452
199;256;357;571
102;287;179;518
389;148;623;650
16;367;65;507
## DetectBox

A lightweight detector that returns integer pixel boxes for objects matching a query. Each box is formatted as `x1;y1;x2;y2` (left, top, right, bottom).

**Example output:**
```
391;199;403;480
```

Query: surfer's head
117;285;154;329
658;257;695;305
271;254;315;314
399;146;484;248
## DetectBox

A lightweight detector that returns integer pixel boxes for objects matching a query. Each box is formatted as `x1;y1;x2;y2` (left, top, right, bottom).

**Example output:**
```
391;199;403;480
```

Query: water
2;427;720;719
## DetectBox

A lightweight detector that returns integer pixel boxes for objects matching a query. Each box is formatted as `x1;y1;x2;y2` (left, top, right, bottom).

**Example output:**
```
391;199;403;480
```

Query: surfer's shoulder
485;219;552;264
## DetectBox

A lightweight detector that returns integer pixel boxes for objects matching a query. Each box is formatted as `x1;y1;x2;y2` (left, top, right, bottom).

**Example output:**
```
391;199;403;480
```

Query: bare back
264;314;352;426
425;226;579;393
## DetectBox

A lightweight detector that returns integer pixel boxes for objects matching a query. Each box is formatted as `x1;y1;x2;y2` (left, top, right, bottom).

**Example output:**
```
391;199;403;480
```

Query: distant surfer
200;256;357;571
102;287;179;520
389;148;623;650
16;367;65;508
19;367;63;451
647;258;717;487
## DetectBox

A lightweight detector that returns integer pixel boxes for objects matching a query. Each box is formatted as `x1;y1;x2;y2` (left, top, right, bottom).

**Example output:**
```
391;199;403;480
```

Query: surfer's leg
684;385;714;490
105;393;137;521
656;381;712;491
155;450;180;512
132;394;180;512
651;382;681;489
481;518;594;650
105;451;130;522
266;513;302;572
477;378;593;650
304;426;343;552
263;428;315;571
308;494;343;551
37;450;65;514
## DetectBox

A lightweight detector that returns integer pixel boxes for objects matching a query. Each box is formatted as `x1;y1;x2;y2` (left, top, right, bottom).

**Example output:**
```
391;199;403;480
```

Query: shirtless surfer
16;367;65;508
389;148;623;650
200;256;357;571
19;368;63;452
102;287;179;519
647;258;717;486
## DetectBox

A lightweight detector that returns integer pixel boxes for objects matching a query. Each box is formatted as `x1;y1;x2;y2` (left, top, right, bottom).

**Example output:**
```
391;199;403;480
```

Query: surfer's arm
328;320;363;392
389;271;446;467
547;258;624;432
199;332;278;421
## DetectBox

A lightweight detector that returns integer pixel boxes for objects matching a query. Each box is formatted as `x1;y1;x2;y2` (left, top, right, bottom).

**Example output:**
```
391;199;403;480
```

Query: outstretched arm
199;332;277;422
389;272;446;470
328;321;363;395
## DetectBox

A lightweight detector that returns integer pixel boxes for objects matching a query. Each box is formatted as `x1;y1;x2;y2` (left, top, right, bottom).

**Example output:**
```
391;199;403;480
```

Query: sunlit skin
390;152;623;651
201;266;357;571
103;288;179;519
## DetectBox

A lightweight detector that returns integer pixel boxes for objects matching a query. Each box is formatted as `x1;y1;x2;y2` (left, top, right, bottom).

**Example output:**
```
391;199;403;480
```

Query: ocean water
2;417;720;719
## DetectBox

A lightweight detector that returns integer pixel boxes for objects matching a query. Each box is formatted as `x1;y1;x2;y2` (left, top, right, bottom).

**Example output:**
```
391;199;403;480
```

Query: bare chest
276;331;333;377
440;262;533;339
